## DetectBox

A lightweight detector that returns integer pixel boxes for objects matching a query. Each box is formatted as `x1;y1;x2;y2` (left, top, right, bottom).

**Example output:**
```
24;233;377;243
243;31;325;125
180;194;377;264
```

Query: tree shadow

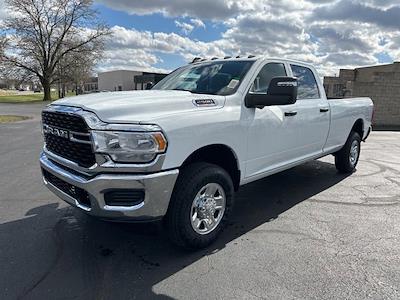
0;160;350;299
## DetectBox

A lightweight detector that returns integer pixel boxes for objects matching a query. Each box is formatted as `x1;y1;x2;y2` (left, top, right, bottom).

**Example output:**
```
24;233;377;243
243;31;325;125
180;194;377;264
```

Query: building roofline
98;69;143;74
98;69;169;75
354;62;398;71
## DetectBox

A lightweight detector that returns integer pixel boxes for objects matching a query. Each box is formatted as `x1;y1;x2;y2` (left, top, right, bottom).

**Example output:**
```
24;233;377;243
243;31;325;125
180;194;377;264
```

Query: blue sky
95;4;229;70
95;4;226;42
87;1;399;75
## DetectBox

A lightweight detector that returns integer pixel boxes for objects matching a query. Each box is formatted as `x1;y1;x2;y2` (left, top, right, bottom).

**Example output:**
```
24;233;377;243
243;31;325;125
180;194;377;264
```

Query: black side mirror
245;77;298;108
145;82;154;90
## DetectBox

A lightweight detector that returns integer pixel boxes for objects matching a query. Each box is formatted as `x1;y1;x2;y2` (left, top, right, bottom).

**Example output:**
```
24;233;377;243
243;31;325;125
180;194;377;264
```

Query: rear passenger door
289;64;330;159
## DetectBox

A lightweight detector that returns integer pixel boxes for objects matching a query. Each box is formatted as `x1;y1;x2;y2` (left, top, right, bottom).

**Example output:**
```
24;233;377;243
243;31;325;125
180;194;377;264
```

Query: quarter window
250;63;287;93
291;65;320;99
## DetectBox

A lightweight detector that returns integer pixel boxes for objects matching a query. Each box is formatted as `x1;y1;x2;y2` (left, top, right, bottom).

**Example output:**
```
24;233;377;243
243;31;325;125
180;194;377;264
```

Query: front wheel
335;131;361;173
165;163;234;249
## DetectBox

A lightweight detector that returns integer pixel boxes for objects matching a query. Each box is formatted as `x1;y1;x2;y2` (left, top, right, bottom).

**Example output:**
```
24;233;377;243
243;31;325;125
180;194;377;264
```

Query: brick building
324;62;400;128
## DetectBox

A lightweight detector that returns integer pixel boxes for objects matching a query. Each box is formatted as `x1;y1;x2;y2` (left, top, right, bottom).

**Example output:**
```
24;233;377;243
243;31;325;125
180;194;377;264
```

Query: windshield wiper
191;91;217;95
172;88;193;93
171;88;217;95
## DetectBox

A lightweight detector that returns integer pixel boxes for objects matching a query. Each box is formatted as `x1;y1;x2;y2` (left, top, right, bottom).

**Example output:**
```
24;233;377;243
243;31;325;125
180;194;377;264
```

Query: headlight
92;131;167;163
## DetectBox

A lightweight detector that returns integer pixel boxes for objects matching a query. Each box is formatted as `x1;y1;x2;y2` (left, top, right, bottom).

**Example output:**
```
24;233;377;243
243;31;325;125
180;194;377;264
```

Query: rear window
291;65;320;99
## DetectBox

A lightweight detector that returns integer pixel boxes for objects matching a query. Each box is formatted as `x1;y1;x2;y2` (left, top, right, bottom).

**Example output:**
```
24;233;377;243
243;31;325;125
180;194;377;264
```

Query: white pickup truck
40;57;374;249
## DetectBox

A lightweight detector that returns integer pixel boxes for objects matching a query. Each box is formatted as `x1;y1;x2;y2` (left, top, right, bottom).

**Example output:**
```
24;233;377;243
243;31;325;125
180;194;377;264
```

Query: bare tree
0;0;110;100
0;37;5;56
56;50;97;97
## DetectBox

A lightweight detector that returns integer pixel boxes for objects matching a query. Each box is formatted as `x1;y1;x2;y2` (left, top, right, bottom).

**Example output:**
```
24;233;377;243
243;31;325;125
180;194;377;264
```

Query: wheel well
352;119;364;138
181;144;241;191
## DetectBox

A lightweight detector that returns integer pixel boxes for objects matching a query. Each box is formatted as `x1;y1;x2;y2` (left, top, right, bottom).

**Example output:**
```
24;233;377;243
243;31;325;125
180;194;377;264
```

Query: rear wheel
166;163;234;249
335;131;361;173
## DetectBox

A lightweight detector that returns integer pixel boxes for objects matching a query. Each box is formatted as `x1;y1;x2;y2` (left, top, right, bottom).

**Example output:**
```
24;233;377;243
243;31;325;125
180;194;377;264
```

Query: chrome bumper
40;152;179;221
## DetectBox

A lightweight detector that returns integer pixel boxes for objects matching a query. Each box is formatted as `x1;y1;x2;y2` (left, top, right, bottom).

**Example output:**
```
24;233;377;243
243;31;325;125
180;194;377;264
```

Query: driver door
245;62;300;179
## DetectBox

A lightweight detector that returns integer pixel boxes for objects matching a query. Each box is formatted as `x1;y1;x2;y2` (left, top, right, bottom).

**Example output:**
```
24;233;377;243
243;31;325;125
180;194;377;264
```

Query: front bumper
40;152;179;221
363;125;372;142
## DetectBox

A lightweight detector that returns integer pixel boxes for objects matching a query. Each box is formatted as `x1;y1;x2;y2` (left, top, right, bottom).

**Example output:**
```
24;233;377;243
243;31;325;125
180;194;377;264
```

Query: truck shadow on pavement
1;160;350;299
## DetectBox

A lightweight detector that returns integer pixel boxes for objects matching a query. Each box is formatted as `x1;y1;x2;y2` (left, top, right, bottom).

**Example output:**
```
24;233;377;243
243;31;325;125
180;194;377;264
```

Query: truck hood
53;90;226;123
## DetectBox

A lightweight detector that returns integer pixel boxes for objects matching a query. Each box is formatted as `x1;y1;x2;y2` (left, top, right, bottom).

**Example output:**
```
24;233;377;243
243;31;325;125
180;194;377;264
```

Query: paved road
1;103;399;300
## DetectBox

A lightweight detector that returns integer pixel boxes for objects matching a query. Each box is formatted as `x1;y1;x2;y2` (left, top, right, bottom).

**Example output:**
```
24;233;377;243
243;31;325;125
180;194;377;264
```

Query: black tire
165;162;234;250
335;131;361;173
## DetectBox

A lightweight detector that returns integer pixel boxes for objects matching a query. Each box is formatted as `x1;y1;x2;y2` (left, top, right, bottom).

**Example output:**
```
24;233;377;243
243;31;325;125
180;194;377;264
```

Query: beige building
98;70;167;92
324;62;400;128
98;70;143;92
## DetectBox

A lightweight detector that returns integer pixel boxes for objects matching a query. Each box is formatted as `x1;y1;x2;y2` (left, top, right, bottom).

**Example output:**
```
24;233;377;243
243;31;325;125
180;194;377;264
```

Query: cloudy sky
2;0;400;76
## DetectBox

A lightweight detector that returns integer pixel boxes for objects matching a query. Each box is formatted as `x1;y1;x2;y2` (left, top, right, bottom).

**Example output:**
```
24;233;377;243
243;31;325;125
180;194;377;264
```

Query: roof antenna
224;56;232;59
248;55;256;58
236;55;241;58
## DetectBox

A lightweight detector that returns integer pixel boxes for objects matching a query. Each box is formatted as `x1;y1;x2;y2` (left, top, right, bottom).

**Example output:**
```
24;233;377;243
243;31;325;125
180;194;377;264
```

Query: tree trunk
57;79;62;99
43;80;52;101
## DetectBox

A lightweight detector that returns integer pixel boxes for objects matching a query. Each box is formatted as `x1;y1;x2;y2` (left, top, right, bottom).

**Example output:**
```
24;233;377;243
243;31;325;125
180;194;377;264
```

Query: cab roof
190;56;315;68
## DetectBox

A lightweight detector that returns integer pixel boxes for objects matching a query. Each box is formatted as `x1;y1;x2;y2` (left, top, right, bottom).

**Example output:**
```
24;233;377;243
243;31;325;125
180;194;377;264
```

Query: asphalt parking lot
1;103;399;300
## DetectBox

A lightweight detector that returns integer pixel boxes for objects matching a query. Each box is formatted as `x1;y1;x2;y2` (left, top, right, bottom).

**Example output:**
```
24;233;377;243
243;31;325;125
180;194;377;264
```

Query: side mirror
145;82;154;90
245;77;298;108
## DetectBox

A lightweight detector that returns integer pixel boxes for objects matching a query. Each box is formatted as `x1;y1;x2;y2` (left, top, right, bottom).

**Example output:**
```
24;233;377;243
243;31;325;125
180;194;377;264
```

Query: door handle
320;108;330;113
284;111;298;117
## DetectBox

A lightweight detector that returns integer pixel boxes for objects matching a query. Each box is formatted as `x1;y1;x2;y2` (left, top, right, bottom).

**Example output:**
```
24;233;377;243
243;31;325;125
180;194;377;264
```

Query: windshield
153;61;254;95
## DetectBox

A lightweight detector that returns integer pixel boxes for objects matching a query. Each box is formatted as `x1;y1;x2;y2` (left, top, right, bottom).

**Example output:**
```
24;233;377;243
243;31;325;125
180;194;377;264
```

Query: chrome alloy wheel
190;183;226;235
349;140;360;167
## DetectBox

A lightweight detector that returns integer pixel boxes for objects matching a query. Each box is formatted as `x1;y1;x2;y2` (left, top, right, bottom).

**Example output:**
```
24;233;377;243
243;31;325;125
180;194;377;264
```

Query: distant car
34;88;41;93
17;88;25;92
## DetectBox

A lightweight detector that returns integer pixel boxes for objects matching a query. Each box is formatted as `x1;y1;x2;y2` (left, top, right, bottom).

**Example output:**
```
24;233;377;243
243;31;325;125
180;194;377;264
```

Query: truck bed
324;97;374;153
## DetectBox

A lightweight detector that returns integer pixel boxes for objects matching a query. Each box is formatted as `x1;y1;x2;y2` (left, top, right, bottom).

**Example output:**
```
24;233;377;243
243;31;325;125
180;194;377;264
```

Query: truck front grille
42;169;91;208
42;111;96;168
42;111;88;132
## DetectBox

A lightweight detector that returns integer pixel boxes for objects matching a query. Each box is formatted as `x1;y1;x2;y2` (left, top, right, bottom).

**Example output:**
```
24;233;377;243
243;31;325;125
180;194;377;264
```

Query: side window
290;65;320;99
250;63;286;93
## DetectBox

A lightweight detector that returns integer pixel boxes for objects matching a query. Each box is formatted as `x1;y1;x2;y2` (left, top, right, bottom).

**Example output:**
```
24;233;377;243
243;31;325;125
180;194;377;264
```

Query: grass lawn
0;115;31;123
0;91;75;103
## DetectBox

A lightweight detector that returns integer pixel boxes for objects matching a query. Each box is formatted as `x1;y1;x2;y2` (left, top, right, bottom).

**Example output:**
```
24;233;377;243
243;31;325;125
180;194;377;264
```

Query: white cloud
311;0;400;30
94;0;400;74
97;48;168;73
3;0;398;75
0;0;7;23
174;18;206;35
190;18;206;29
174;21;194;35
95;0;243;20
108;26;226;56
97;26;229;72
